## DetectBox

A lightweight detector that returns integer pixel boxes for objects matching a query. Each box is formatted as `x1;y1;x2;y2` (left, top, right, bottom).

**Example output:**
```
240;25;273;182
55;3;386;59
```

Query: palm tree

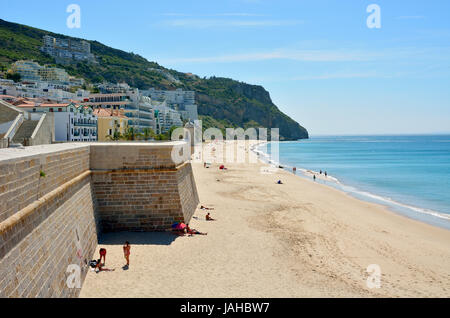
106;130;123;141
141;128;155;141
123;127;141;141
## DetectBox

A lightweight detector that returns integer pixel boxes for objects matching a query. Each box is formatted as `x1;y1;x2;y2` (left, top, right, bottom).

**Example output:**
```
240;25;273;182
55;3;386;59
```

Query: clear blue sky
2;0;450;135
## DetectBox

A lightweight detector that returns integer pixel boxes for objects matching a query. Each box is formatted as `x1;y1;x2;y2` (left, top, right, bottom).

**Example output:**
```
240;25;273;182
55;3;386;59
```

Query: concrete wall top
0;141;187;165
0;143;90;163
89;141;188;170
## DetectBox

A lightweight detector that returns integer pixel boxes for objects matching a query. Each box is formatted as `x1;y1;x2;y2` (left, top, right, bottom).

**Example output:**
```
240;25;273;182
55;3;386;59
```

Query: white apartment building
15;101;97;142
142;88;198;121
0;79;18;96
6;81;89;103
153;103;183;134
41;35;96;63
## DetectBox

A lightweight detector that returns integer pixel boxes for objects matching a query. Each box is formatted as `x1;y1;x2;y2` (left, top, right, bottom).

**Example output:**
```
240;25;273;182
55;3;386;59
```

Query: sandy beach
80;141;450;298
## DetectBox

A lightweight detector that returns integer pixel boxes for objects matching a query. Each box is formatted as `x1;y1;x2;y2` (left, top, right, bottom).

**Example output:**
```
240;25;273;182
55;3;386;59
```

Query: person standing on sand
99;248;106;265
123;241;130;268
325;171;328;177
313;175;316;181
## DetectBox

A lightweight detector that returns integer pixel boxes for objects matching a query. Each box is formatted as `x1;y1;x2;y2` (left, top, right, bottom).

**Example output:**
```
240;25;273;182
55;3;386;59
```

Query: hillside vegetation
0;19;308;140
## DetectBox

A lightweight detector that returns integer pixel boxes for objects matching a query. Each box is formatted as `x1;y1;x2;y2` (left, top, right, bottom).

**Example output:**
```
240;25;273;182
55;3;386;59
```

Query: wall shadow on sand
98;231;178;246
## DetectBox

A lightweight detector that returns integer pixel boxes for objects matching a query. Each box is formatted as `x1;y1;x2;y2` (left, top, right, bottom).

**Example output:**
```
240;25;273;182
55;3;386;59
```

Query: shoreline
253;141;450;231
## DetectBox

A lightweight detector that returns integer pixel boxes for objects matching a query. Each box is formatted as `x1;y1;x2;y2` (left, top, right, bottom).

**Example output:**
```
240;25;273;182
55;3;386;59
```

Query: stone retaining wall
0;142;199;298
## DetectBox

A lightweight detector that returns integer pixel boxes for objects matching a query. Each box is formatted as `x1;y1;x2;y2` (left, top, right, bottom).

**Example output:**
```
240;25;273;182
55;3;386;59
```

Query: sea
256;135;450;230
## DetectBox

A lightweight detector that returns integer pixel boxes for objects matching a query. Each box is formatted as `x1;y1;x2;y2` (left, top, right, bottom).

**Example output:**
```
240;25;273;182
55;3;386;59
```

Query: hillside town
0;36;198;147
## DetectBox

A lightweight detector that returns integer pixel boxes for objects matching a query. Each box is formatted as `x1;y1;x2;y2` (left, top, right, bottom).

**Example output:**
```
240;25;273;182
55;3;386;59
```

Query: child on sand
123;241;131;268
99;248;106;265
206;213;216;221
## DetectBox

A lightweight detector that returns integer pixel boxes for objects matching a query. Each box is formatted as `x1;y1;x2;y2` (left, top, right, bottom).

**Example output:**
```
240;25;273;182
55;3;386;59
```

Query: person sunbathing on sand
200;205;214;210
95;259;115;273
206;213;216;221
172;227;186;236
186;224;207;236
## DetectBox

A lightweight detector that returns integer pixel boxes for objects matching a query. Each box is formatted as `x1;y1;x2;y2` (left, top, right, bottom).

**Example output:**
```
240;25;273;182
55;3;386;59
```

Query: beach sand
80;141;450;297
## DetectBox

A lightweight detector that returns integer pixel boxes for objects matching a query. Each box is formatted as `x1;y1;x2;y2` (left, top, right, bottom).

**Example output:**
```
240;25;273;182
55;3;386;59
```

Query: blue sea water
258;135;450;230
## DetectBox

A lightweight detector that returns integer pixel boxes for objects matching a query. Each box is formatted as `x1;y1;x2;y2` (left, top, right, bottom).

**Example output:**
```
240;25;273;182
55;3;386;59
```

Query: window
49;108;53;112
58;108;62;112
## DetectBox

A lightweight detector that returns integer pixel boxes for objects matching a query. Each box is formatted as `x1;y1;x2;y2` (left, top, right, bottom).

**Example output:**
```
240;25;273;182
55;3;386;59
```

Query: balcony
74;122;97;127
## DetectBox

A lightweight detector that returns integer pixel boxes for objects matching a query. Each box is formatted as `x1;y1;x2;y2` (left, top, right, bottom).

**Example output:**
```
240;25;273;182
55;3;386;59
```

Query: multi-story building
85;91;158;133
11;61;77;86
153;103;183;134
93;108;128;141
10;60;42;82
41;35;96;64
142;88;198;121
38;66;70;83
14;101;97;142
6;81;89;103
97;82;131;94
0;79;17;96
136;95;157;133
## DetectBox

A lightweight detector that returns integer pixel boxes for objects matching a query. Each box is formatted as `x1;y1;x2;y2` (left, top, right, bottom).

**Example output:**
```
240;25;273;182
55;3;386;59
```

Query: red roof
93;108;127;118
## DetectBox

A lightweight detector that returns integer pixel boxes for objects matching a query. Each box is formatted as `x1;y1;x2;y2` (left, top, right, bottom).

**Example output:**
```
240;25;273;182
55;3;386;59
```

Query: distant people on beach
293;167;297;174
277;180;283;184
200;205;214;210
206;212;216;221
219;165;227;170
99;248;106;265
313;175;316;181
320;170;322;175
123;241;130;268
324;171;328;177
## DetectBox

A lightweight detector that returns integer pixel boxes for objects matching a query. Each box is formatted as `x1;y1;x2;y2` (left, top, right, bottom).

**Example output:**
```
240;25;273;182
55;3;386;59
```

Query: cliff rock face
194;80;308;140
0;19;309;140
